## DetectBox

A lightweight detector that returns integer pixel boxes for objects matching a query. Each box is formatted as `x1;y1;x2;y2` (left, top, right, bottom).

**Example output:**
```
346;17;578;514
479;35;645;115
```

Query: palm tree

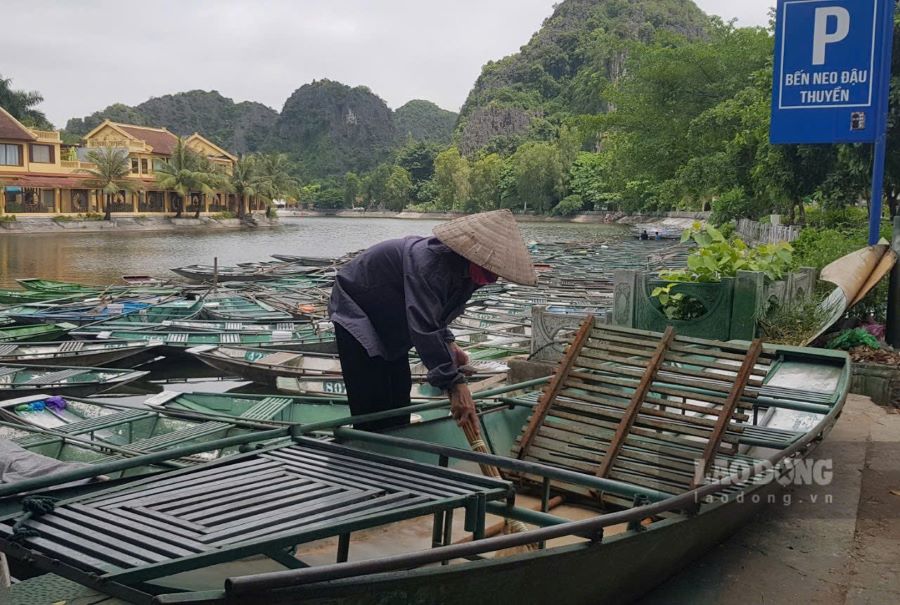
81;147;136;221
230;155;259;218
155;138;227;218
255;154;298;214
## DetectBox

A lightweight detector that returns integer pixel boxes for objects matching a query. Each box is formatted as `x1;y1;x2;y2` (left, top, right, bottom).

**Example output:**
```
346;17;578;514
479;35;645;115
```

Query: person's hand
449;382;479;433
449;342;472;374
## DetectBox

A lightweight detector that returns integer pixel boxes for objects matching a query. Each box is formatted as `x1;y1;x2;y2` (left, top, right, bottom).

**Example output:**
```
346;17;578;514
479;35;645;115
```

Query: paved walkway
641;395;900;604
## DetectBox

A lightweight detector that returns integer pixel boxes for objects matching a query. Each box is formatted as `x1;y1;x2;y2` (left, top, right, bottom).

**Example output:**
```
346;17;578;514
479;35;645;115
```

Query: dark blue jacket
328;236;477;389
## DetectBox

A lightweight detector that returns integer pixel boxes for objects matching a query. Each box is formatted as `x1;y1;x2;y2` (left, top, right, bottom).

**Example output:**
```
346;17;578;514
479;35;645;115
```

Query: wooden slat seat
513;319;771;501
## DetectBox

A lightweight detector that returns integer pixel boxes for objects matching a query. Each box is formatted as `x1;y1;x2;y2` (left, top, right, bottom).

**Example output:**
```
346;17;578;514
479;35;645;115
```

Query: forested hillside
457;0;709;154
269;80;398;179
395;100;457;145
64;91;279;154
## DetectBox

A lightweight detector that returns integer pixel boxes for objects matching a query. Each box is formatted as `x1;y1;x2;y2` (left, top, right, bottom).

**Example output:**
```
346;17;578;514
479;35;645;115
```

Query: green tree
229;155;259;218
255;154;299;209
0;74;52;129
155;138;227;218
365;164;392;208
510;141;563;213
383;166;413;211
396;142;439;185
81;147;137;221
344;172;361;208
470;153;504;211
433;147;471;211
570;152;610;210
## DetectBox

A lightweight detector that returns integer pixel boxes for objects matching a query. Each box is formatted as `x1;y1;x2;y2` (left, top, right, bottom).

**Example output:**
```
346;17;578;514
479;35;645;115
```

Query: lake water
0;217;633;288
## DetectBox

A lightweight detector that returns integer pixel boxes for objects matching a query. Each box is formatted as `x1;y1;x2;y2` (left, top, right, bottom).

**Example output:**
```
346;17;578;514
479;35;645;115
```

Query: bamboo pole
458;417;535;551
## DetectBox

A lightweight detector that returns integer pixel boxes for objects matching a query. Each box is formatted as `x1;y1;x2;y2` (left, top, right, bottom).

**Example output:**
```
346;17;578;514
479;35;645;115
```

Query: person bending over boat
328;209;537;433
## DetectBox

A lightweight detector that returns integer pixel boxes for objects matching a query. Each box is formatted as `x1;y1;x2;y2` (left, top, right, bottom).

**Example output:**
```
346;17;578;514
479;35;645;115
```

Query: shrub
0;214;16;222
211;211;237;220
660;223;793;284
709;187;767;225
827;328;880;351
653;223;794;320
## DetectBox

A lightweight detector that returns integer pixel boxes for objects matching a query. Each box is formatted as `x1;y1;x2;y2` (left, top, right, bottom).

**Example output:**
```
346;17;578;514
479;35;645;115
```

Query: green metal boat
70;327;333;355
0;340;162;367
203;294;294;321
0;290;83;305
0;323;74;343
0;395;278;479
0;365;149;397
0;323;852;605
15;278;103;294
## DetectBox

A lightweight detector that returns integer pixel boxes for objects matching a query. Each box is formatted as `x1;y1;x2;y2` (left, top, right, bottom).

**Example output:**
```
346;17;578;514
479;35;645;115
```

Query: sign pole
868;1;896;246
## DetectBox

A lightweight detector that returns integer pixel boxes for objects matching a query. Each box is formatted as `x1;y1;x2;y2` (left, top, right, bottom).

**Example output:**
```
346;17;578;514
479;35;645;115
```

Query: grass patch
758;294;830;346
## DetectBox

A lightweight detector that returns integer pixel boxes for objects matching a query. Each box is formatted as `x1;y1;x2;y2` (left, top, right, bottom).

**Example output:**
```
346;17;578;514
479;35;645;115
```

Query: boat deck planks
0;438;510;591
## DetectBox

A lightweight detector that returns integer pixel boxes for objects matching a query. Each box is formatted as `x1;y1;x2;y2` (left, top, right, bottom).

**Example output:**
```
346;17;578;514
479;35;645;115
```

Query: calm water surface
0;217;632;287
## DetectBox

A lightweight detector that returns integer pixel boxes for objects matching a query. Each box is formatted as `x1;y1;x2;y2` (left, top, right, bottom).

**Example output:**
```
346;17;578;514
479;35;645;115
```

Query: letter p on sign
813;7;851;65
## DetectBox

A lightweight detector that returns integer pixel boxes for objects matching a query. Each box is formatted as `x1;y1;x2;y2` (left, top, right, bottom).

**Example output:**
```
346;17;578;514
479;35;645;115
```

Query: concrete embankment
281;209;709;227
0;216;279;234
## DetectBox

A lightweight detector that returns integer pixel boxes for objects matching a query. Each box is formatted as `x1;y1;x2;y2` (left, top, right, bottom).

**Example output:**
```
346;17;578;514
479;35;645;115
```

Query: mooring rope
9;495;58;543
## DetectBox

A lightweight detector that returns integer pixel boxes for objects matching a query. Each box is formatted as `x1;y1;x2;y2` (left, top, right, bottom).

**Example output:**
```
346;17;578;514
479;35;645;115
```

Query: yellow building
0;109;240;216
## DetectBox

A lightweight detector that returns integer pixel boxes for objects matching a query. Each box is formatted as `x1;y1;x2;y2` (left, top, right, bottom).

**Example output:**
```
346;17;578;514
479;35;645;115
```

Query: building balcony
60;160;97;171
86;139;148;152
31;129;62;143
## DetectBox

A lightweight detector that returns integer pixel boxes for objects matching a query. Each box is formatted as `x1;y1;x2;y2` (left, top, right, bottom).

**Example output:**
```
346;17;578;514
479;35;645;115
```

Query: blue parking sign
771;0;894;144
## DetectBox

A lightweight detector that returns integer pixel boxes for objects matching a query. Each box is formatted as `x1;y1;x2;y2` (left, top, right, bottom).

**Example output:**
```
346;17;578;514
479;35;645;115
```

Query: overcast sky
1;0;773;129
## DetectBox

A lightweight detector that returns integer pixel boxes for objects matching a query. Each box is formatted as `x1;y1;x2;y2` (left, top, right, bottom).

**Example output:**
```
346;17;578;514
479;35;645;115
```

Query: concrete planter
612;268;817;342
851;362;900;407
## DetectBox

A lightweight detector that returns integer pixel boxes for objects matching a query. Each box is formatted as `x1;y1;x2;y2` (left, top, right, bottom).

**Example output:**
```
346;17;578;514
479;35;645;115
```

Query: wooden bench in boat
0;438;510;601
511;318;783;505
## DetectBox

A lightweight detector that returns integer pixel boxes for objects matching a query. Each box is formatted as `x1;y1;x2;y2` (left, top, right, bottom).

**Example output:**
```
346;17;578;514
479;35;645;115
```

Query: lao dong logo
696;456;833;495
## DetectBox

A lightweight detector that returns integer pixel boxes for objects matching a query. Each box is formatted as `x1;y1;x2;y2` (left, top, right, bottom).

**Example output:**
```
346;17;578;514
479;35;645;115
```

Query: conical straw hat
433;210;537;286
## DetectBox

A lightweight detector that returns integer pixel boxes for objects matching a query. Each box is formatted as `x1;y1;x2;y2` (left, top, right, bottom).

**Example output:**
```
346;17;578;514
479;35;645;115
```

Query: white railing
736;218;801;244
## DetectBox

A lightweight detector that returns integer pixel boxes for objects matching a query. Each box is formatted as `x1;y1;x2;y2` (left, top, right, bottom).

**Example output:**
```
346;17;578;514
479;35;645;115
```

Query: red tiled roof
0;108;37;141
117;124;178;155
0;175;91;188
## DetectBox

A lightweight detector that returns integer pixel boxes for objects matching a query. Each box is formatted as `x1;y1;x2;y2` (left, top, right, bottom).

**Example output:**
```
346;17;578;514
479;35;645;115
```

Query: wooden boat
271;254;335;266
172;263;319;282
0;323;851;604
186;345;509;392
0;365;148;397
121;275;165;285
202;295;294;321
0;340;162;367
0;323;74;343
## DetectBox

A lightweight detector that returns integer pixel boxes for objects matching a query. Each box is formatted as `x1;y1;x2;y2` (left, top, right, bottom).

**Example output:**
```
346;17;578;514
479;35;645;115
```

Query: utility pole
887;217;900;347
